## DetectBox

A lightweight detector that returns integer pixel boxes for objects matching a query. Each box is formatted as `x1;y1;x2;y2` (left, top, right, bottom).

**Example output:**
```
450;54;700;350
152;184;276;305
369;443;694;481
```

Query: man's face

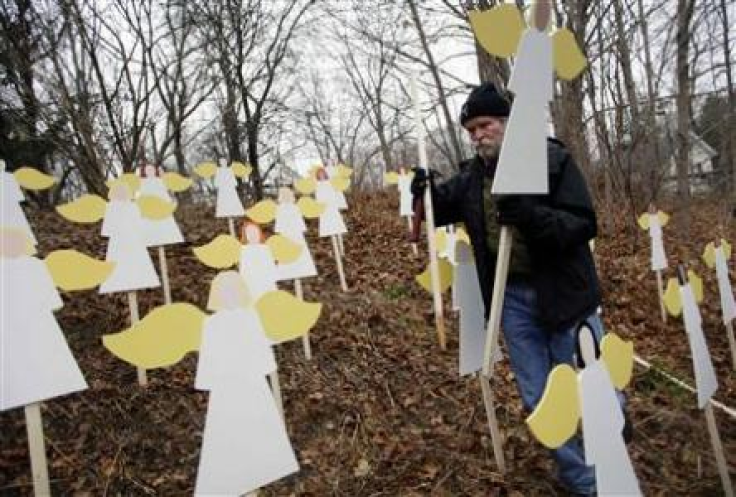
464;116;507;161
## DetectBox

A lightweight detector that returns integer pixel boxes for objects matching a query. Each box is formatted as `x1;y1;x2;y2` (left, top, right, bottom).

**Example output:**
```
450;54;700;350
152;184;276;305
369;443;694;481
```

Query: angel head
207;271;252;311
108;181;133;202
0;227;35;259
526;0;552;33
139;163;164;178
315;167;329;181
240;221;266;245
278;187;296;205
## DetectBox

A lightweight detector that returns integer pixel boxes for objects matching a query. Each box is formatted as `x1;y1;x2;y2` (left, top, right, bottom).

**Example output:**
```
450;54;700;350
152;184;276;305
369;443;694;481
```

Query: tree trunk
675;0;695;235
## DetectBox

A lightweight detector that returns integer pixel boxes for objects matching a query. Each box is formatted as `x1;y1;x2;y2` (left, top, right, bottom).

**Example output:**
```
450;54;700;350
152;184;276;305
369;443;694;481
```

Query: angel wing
255;290;322;343
526;364;580;449
231;161;252;178
106;173;141;195
456;226;471;245
295;177;317;195
194;162;217;179
664;270;704;317
56;194;107;223
246;199;278;224
384;172;400;185
330;176;350;192
689;270;703;303
658;211;670;227
297;196;325;219
193;234;242;269
551;28;588;80
137;195;176;220
636;213;650;231
45;250;115;291
267;234;302;264
723;239;732;259
14;167;55;190
468;5;525;58
415;258;454;294
703;242;717;269
336;164;353;178
600;333;635;389
162;172;193;192
103;303;207;368
434;228;448;256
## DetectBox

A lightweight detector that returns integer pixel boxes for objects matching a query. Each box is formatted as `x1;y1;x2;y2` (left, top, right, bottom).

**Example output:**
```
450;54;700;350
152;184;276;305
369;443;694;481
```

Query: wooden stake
331;235;348;292
24;403;51;496
227;217;235;237
726;321;736;371
338;233;345;257
655;269;667;323
704;402;734;496
482;227;513;377
158;246;172;305
407;216;418;255
269;371;284;420
479;376;506;473
128;291;147;386
410;73;446;350
295;279;312;360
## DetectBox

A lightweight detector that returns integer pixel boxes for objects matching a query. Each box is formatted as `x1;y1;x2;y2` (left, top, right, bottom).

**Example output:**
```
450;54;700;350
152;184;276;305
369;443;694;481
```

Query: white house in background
662;126;719;194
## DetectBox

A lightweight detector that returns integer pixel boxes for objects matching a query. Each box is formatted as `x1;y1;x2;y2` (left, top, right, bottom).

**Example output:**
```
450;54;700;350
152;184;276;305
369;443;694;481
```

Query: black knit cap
459;82;511;127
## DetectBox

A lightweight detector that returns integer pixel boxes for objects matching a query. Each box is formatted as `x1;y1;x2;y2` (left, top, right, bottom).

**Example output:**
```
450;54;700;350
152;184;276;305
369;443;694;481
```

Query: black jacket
430;139;601;332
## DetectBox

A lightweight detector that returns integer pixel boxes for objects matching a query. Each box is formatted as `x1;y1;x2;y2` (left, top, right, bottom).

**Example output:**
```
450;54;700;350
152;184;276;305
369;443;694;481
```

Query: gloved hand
410;167;440;197
496;195;538;228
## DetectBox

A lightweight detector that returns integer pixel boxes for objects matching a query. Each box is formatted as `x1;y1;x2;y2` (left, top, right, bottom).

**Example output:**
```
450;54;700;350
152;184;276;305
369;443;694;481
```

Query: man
412;82;614;496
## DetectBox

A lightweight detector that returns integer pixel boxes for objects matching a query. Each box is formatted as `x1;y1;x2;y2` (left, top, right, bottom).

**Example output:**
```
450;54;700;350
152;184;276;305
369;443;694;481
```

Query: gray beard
476;142;501;161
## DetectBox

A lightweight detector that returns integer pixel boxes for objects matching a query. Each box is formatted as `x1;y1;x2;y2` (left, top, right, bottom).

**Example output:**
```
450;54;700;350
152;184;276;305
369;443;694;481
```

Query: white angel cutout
1;159;56;245
195;273;298;495
102;273;323;495
137;163;185;247
192;224;302;302
527;328;641;496
0;228;88;411
99;183;161;294
214;159;245;218
384;167;415;218
637;206;669;272
454;240;486;376
663;269;718;408
325;162;348;211
703;239;736;369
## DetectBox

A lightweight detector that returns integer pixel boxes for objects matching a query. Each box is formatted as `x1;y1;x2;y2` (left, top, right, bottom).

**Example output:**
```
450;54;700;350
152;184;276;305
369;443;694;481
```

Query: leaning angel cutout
192;223;302;302
526;327;641;496
57;181;164;294
468;1;587;194
102;272;322;495
703;239;736;369
1;159;56;245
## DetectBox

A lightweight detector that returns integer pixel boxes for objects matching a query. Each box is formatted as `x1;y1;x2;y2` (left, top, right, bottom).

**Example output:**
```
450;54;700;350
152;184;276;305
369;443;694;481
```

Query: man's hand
496;195;538;228
410;167;441;197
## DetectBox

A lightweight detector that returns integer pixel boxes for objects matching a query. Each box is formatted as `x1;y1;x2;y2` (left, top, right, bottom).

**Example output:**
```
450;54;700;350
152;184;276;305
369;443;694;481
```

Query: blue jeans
501;281;604;494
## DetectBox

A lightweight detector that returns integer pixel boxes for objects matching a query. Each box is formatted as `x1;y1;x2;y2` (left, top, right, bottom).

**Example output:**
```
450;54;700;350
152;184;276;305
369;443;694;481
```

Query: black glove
496;195;538;228
410;167;441;198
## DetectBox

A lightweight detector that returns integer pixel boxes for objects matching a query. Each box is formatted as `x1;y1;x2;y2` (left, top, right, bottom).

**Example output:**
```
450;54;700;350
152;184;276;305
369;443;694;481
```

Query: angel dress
239;243;279;301
194;308;298;496
326;165;348;211
315;180;347;238
99;200;160;294
714;246;736;324
494;29;552;194
397;173;414;218
681;284;718;408
455;252;486;376
579;360;642;496
1;171;36;244
139;176;184;246
274;203;317;281
1;256;87;411
214;167;245;218
648;214;667;271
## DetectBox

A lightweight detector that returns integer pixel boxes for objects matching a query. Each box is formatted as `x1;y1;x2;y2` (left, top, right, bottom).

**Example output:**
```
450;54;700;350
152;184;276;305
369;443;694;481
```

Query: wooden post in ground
295;279;312;359
128;291;147;386
158;246;172;304
24;403;51;496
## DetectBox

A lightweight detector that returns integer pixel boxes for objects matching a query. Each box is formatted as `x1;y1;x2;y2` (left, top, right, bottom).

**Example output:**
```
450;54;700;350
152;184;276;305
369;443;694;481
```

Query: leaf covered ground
1;191;734;496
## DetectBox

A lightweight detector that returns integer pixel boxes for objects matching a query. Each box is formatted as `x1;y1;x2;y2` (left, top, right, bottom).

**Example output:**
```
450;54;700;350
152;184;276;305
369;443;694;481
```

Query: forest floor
1;191;734;496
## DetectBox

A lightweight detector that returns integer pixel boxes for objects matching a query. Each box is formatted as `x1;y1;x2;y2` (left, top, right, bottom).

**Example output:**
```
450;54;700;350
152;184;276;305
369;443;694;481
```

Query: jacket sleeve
520;150;597;253
430;173;466;227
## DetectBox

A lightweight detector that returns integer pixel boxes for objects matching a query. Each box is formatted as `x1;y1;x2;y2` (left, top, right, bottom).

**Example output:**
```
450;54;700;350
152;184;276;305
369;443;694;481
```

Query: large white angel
137;163;191;247
468;1;587;194
0;160;56;245
192;224;302;302
527;329;641;496
0;229;91;411
102;272;322;495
